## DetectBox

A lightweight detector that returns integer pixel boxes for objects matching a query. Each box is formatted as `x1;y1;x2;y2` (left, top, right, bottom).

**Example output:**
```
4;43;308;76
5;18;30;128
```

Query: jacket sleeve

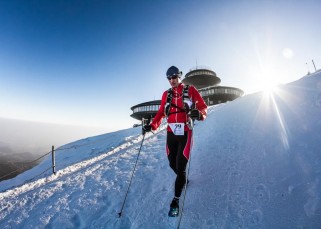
189;86;207;120
150;91;167;130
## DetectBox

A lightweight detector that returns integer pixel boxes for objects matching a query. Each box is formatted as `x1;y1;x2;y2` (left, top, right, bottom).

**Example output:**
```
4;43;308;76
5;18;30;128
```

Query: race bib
168;123;185;135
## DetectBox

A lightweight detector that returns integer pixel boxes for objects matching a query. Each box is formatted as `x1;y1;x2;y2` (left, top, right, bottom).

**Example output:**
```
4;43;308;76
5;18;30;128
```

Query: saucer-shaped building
182;68;221;89
182;67;244;106
130;100;161;121
130;67;244;121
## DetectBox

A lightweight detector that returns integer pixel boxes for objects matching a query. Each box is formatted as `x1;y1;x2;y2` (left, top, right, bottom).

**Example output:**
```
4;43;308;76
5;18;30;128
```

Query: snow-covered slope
1;72;321;228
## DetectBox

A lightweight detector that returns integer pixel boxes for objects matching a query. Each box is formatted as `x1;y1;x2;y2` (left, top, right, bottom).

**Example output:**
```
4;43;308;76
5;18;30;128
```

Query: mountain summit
1;71;321;228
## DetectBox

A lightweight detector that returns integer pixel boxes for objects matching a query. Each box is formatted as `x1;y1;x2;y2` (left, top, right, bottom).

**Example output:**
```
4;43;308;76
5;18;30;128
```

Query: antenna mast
312;59;317;71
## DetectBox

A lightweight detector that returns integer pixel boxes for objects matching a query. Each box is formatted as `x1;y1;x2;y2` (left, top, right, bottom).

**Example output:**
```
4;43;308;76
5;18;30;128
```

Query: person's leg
166;131;178;174
174;131;190;198
174;152;188;197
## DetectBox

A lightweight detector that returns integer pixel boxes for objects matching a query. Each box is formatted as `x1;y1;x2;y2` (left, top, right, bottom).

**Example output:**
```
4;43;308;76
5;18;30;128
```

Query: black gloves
190;109;201;120
143;124;152;134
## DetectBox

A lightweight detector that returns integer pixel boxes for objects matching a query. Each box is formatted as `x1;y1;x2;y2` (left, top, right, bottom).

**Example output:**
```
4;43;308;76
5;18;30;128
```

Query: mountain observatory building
130;67;244;121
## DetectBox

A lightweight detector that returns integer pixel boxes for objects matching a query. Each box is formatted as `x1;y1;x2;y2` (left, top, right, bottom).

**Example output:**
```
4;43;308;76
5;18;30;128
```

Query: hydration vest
165;85;193;117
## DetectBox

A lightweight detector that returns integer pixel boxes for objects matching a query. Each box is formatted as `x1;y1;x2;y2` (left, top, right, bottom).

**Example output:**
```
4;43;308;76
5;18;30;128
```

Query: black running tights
166;131;189;198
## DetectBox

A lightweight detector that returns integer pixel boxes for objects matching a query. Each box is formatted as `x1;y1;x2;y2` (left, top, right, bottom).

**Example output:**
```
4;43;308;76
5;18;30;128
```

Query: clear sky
1;0;321;133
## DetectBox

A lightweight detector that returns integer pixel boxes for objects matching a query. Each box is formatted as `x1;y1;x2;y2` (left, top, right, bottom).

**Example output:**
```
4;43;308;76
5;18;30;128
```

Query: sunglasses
167;74;179;80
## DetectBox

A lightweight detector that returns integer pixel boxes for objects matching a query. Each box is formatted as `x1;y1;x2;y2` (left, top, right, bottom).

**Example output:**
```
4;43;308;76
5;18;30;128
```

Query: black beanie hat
166;66;182;77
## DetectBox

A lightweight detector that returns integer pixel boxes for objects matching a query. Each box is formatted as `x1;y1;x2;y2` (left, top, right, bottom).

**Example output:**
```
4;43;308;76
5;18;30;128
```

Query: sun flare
263;81;278;94
282;48;294;59
254;73;280;94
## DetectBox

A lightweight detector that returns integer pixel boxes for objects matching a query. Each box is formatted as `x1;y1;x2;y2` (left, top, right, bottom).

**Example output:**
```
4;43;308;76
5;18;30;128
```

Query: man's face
168;75;180;88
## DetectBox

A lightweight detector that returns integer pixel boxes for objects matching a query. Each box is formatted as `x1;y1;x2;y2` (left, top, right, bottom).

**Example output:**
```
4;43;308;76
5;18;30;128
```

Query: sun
263;80;278;94
282;48;294;59
253;71;280;94
248;45;288;94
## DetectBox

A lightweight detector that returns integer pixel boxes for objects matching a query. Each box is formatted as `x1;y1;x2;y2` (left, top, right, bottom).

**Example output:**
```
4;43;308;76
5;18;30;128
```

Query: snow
1;72;321;228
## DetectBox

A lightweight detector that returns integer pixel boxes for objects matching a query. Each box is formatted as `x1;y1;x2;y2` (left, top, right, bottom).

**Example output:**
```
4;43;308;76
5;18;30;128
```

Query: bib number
168;123;185;135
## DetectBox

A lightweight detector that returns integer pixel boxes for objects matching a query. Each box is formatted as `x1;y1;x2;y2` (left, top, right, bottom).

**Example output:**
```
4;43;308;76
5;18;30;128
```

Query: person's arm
189;86;207;120
150;91;167;130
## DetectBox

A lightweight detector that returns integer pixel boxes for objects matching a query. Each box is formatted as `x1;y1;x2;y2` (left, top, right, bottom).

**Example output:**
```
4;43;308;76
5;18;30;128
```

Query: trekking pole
177;116;196;228
118;116;151;218
117;132;146;218
177;155;192;229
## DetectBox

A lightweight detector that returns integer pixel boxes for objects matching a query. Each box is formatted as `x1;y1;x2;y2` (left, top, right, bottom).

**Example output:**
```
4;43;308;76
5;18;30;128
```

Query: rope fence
0;121;166;193
0;132;124;182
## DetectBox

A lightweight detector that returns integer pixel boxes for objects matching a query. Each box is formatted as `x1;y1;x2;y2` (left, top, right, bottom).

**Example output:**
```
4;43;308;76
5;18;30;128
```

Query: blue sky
0;0;320;132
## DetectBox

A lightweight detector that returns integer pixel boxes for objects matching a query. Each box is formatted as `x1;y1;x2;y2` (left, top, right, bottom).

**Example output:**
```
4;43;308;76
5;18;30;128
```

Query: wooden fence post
52;145;56;175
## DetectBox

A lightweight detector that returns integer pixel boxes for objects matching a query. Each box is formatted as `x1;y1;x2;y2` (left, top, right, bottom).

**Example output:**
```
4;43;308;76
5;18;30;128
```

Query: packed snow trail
1;72;321;228
0;126;176;229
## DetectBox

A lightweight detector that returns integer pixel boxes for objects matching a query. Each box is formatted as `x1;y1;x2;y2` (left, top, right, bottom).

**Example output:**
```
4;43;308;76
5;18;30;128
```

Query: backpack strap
166;88;173;104
165;88;173;116
183;85;190;101
183;85;193;113
165;85;191;116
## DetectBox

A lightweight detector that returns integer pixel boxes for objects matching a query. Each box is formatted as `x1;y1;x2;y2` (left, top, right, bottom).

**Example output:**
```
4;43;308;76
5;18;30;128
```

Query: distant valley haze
0;117;110;180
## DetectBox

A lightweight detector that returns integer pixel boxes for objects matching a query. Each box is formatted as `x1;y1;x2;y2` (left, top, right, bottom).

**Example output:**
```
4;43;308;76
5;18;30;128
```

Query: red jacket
151;83;207;132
